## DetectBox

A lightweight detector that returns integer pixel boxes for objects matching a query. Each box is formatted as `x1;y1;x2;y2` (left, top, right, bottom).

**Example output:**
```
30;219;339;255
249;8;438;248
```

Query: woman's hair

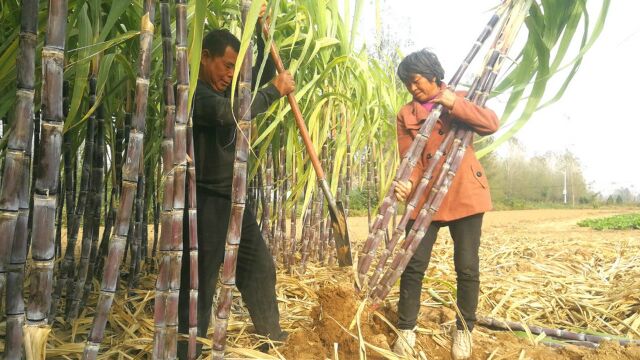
202;29;241;58
397;49;444;86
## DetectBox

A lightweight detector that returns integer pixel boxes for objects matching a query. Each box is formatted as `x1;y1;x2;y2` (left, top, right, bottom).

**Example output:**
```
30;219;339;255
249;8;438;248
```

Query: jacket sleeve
396;110;425;188
449;92;500;136
193;83;281;128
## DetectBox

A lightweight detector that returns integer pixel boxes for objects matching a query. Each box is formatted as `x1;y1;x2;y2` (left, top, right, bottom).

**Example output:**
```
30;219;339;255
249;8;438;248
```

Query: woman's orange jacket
396;91;499;221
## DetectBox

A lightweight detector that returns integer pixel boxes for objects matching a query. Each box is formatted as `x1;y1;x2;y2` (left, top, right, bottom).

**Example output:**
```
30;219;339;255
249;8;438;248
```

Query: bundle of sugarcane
367;1;530;305
356;1;511;290
0;0;38;358
82;1;155;358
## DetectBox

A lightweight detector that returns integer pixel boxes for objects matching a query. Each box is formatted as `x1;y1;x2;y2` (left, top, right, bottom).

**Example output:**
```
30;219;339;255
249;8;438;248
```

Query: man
177;10;295;357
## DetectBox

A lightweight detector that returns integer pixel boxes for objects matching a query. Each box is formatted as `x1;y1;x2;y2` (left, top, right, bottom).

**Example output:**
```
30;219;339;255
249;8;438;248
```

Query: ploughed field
1;208;639;359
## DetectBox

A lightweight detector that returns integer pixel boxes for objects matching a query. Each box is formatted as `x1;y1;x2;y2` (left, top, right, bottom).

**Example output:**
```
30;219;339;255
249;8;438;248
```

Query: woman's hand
394;180;413;202
434;89;457;110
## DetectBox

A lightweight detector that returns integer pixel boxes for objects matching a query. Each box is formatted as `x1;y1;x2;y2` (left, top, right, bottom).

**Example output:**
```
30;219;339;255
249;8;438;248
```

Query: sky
354;0;640;196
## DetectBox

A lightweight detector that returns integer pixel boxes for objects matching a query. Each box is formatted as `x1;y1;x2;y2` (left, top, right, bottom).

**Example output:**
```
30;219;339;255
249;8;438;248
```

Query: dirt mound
280;328;325;360
280;284;393;359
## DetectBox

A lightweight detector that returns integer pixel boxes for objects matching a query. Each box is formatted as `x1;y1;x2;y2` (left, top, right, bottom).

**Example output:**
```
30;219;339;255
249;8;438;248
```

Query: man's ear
201;49;210;62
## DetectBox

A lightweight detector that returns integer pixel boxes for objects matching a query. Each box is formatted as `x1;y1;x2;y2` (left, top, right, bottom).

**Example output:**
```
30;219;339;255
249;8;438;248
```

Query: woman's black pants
397;213;483;331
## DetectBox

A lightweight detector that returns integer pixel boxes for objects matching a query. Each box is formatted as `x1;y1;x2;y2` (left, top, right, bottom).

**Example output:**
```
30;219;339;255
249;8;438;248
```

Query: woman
391;49;499;360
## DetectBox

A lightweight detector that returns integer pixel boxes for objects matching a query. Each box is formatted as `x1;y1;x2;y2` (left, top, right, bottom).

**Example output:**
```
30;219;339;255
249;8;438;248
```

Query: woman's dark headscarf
397;49;445;86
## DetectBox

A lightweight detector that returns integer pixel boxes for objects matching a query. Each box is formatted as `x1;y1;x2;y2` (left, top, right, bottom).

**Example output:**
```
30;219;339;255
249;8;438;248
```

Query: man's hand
434;89;457;110
394;180;413;202
273;71;295;96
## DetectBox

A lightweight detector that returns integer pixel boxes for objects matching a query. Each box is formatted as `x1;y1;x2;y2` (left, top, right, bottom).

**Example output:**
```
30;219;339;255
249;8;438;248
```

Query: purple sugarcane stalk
210;1;253;357
82;1;155;358
23;0;68;356
152;0;175;357
478;317;640;346
185;114;199;359
1;0;38;357
165;0;190;355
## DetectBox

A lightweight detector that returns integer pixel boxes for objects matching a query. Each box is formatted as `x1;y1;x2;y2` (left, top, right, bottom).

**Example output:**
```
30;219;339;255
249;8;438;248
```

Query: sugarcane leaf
188;0;207;111
307;37;341;62
65;4;92;130
98;0;132;43
478;19;550;158
229;0;264;109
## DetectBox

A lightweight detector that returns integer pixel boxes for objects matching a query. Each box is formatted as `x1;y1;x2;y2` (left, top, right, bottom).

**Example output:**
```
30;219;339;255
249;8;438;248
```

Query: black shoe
257;330;289;353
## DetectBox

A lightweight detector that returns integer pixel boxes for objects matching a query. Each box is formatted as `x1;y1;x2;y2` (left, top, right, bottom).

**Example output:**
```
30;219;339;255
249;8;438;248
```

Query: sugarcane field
1;0;639;359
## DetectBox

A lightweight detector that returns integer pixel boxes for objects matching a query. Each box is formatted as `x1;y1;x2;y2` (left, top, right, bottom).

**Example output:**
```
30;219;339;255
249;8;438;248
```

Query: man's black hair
202;29;240;57
397;49;445;86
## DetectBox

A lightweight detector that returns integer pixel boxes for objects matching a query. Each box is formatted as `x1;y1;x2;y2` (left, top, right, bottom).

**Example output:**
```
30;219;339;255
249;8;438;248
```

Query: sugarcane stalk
78;104;106;313
164;0;189;355
270;142;280;261
55;81;69;260
1;1;39;357
152;1;175;354
286;155;297;272
344;109;351;217
308;187;322;263
318;140;331;264
366;145;373;229
260;19;352;266
152;164;161;259
356;4;509;288
27;108;41;252
66;75;98;320
22;0;68;356
54;176;63;259
82;1;155;358
210;2;253;356
299;199;313;273
128;156;145;289
261;149;273;247
96;115;127;277
477;317;640;346
277;126;288;264
185;113;199;360
52;78;97;319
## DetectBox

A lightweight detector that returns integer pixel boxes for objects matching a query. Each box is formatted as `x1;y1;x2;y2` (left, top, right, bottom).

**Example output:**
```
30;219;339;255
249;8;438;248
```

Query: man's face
201;46;238;92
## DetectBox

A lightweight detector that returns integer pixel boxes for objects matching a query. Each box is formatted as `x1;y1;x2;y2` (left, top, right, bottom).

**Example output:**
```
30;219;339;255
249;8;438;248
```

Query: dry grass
1;208;639;359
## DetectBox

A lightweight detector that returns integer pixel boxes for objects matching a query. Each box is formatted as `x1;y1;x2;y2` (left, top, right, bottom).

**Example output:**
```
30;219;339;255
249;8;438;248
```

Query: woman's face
405;74;439;102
